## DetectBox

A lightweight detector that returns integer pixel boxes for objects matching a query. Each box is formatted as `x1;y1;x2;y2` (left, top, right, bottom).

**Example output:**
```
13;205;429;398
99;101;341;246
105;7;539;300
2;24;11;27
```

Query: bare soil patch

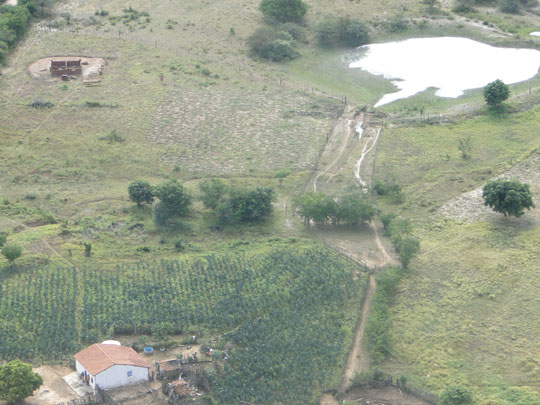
26;365;78;405
439;151;540;224
28;56;105;81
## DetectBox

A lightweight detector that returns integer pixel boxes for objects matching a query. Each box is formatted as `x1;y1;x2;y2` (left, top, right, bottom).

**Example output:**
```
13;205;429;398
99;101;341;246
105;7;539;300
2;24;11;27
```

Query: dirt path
312;105;359;192
339;273;375;393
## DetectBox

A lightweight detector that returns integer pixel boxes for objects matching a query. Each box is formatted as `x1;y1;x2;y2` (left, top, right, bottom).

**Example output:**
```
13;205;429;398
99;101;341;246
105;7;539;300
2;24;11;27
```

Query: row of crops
0;247;365;403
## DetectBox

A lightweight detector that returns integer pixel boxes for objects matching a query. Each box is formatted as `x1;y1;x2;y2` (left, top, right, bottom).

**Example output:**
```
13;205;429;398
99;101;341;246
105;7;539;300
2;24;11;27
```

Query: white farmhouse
74;343;150;391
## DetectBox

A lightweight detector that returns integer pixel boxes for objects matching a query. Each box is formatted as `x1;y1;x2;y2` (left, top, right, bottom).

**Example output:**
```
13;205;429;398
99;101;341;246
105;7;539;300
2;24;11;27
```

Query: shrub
99;130;125;143
2;244;22;263
154;179;192;217
279;22;305;41
259;0;307;23
248;27;299;61
29;100;54;109
128;180;154;206
0;234;6;248
315;17;370;47
439;385;473;405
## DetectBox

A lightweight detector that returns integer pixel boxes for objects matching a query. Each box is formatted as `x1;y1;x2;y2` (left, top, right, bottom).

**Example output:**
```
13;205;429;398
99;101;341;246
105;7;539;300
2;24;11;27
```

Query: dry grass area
150;83;341;174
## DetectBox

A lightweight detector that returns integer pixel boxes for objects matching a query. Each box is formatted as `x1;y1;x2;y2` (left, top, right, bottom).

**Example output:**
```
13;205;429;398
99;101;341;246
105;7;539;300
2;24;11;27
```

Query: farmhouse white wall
75;360;97;390
94;364;149;390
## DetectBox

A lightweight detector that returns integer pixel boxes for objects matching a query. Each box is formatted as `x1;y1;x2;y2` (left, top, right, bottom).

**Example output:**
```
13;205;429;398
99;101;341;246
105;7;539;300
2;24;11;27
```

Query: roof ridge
96;343;115;365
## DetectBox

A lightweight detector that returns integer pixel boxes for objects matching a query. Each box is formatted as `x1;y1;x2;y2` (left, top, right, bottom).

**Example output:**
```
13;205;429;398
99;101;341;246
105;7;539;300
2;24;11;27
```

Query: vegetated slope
0;246;365;403
372;107;540;403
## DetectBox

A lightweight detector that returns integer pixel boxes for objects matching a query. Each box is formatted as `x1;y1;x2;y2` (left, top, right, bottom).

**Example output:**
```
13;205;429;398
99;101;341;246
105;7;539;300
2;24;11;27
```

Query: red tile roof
74;344;150;375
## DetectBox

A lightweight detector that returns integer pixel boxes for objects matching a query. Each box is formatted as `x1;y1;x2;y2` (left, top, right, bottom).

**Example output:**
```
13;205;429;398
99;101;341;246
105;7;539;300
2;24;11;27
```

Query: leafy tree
483;79;510;107
199;179;227;209
439;385;473;405
259;0;307;23
219;187;276;223
335;193;376;225
2;244;22;263
294;192;337;224
154;179;192;216
0;360;43;403
128;180;154;206
482;179;535;217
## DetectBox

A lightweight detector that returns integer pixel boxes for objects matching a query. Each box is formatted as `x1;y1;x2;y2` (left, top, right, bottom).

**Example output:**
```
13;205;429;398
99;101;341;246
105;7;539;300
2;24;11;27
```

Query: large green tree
0;360;43;403
259;0;307;22
482;179;535;217
154;179;192;216
128;180;154;206
483;79;510;107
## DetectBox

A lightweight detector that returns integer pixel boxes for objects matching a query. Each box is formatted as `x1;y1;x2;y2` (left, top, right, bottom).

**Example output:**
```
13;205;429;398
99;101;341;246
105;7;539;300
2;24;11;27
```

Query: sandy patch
26;365;78;404
28;56;105;81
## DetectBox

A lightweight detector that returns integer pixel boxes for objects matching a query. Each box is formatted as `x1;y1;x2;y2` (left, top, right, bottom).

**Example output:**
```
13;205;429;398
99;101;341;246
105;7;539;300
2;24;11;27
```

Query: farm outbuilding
73;342;150;391
50;59;82;76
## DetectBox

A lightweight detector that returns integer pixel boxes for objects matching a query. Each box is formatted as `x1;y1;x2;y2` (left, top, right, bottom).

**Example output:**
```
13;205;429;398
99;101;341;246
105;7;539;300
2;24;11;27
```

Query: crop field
0;245;366;403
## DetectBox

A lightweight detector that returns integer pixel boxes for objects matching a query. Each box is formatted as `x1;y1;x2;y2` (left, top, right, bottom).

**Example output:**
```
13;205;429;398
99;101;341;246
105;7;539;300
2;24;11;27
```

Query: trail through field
312;105;358;192
311;107;400;403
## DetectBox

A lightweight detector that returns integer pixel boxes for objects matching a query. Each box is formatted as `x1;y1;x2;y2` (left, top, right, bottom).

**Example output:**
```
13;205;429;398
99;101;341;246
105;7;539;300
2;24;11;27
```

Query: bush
315;17;370;47
0;234;6;248
2;244;22;263
248;27;299;61
99;130;125;143
259;0;307;23
29;100;54;109
128;180;154;206
279;22;305;41
154;179;192;217
439;385;473;405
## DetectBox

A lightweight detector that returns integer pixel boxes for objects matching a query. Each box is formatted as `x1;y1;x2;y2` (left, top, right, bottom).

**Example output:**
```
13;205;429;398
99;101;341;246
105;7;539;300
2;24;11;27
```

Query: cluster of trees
199;179;276;224
0;360;42;402
250;0;370;61
315;16;370;48
128;179;192;227
294;192;377;225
